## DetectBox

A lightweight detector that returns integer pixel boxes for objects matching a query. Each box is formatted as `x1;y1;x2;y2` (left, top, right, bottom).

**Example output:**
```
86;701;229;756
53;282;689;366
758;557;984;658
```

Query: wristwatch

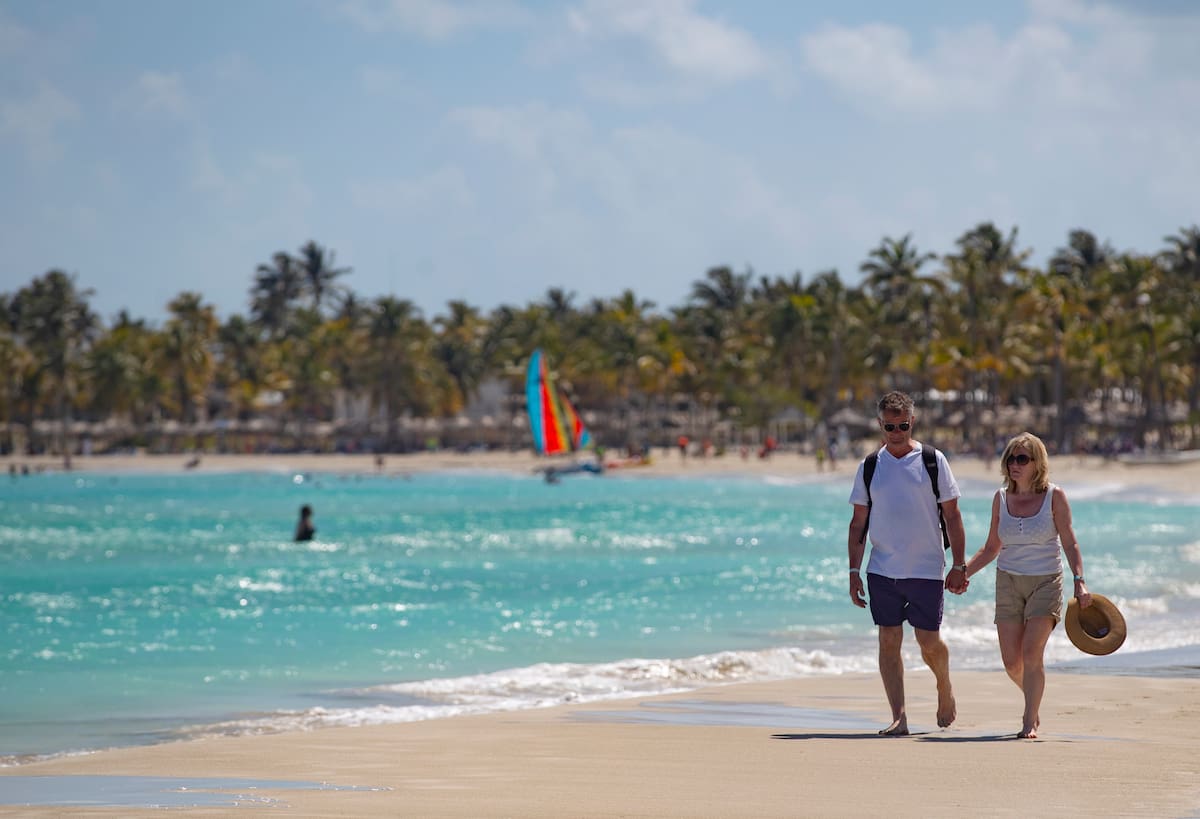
953;564;967;573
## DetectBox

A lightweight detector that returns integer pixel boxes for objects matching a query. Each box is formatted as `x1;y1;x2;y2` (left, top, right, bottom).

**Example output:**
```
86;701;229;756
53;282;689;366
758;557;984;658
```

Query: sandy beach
2;670;1198;817
3;449;1200;816
7;447;1200;498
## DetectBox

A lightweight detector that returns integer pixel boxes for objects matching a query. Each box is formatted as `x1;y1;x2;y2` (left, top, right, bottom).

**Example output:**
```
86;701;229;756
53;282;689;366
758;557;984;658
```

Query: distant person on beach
294;504;316;541
960;431;1092;739
847;391;967;735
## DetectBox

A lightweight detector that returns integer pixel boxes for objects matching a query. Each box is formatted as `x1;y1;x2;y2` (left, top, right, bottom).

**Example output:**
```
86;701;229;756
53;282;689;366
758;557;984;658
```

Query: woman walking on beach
960;432;1092;739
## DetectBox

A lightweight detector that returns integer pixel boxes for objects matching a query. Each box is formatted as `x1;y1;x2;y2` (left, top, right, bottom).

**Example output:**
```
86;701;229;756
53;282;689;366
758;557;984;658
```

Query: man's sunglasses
1005;453;1032;466
881;422;911;432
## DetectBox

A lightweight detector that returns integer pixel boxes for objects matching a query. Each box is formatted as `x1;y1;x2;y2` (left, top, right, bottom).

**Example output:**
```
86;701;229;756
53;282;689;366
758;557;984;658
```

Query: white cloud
801;2;1200;119
349;166;475;211
211;53;256;85
452;103;592;164
188;139;230;195
134;70;192;119
338;0;530;39
0;82;79;162
359;65;415;97
567;0;767;85
442;102;814;286
0;8;36;57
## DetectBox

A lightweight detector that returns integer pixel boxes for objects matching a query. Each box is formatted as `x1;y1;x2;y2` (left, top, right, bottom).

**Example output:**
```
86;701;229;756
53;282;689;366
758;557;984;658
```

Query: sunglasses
881;421;911;432
1005;453;1032;466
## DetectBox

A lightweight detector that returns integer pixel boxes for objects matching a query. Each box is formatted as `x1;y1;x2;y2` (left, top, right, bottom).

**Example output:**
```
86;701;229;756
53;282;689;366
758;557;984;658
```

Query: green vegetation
3;224;1198;456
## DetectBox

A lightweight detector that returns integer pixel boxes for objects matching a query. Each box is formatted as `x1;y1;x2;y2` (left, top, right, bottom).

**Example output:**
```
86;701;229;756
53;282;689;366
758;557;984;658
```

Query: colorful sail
526;349;590;456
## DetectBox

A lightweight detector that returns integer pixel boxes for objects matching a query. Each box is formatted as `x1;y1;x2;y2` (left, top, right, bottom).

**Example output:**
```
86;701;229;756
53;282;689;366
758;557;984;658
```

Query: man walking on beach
847;391;968;734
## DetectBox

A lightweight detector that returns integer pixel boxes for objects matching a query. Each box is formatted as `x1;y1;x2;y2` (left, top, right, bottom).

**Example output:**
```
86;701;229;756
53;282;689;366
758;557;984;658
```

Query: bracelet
1073;575;1085;582
953;564;967;573
849;568;862;575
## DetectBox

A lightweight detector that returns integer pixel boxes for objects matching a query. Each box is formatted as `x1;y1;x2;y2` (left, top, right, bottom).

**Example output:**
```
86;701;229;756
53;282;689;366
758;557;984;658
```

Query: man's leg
914;627;956;728
877;625;907;735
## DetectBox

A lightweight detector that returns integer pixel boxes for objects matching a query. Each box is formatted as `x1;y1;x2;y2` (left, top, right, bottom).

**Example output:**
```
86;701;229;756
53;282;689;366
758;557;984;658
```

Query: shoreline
5;451;1200;814
7;448;1200;499
2;671;1198;816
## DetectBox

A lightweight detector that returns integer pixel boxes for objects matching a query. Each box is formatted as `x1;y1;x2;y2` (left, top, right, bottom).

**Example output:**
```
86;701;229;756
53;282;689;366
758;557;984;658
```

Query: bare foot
879;718;909;736
1017;727;1038;739
936;689;957;728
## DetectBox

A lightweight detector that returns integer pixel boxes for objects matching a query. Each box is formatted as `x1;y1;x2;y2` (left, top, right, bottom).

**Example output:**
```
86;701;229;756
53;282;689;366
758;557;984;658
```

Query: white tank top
996;484;1062;575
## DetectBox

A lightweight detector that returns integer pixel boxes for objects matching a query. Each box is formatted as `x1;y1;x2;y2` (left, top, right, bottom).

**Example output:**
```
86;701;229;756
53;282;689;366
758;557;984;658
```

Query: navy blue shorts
867;572;945;631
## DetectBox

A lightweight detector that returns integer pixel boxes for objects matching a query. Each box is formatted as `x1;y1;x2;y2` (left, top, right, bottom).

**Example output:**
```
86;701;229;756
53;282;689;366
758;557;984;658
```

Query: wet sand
2;671;1198;816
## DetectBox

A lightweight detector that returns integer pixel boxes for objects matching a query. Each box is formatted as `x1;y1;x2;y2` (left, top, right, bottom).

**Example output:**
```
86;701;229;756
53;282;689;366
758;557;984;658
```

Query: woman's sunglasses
1005;453;1032;466
882;422;911;432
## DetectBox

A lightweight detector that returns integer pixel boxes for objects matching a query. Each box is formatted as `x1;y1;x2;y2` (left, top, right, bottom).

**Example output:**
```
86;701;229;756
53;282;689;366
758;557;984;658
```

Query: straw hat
1064;594;1127;656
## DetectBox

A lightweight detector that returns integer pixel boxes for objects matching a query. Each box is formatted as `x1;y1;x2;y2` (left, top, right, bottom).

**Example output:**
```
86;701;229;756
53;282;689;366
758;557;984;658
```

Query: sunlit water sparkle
2;467;1197;763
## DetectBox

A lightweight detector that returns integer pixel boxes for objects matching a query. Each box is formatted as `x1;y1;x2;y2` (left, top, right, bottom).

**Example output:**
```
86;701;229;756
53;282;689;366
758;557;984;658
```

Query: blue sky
3;0;1198;324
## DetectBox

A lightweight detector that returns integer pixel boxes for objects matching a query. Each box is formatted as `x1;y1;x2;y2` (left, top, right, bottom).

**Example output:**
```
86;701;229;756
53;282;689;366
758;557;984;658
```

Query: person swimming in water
294;504;316;541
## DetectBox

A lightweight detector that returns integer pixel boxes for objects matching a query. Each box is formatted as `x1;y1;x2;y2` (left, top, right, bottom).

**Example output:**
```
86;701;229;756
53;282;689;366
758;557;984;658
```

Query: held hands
945;566;969;595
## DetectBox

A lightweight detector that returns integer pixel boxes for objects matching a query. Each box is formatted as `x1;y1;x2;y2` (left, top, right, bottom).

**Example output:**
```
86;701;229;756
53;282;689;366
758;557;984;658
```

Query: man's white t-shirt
848;442;961;581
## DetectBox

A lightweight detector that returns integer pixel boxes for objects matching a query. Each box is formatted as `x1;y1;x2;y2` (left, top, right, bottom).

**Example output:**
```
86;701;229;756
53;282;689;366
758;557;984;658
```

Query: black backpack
859;446;951;550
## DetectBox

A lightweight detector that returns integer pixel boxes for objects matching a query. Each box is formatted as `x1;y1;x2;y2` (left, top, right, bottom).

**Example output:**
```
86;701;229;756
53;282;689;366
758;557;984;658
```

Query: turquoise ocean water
2;465;1198;764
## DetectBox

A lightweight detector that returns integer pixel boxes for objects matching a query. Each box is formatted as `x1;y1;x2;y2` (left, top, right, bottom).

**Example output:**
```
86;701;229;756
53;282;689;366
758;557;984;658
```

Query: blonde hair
1000;432;1050;493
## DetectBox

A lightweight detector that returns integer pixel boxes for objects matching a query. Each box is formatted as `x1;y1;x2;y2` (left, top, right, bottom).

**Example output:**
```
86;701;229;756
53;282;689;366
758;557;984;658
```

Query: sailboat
525;349;602;479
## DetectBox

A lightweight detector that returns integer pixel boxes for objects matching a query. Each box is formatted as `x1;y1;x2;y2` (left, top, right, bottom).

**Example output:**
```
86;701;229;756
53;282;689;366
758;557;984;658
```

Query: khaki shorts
994;569;1063;624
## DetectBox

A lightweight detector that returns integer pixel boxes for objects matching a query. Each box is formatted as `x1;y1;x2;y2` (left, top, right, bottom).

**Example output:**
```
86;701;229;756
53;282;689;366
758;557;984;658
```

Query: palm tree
250;252;305;340
158;292;218;426
364;297;442;449
278;307;338;444
85;311;155;438
215;315;264;421
859;234;938;389
1159;226;1200;445
1109;255;1174;448
941;223;1028;442
433;300;487;415
680;266;756;442
323;300;372;437
8;271;97;461
296;240;351;315
0;294;35;454
1045;230;1116;450
861;234;937;304
580;290;662;446
1050;229;1115;295
754;272;814;414
806;270;858;417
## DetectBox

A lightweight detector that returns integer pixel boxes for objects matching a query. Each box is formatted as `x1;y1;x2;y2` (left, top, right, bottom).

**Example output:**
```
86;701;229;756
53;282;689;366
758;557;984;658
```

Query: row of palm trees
3;225;1199;457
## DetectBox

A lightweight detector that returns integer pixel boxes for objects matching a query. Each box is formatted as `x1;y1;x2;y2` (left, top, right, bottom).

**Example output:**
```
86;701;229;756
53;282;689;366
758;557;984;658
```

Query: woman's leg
996;621;1025;688
1017;616;1056;738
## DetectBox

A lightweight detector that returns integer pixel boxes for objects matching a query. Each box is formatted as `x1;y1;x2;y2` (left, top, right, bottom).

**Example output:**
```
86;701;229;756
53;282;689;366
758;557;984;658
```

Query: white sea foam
166;647;879;743
163;617;1200;746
